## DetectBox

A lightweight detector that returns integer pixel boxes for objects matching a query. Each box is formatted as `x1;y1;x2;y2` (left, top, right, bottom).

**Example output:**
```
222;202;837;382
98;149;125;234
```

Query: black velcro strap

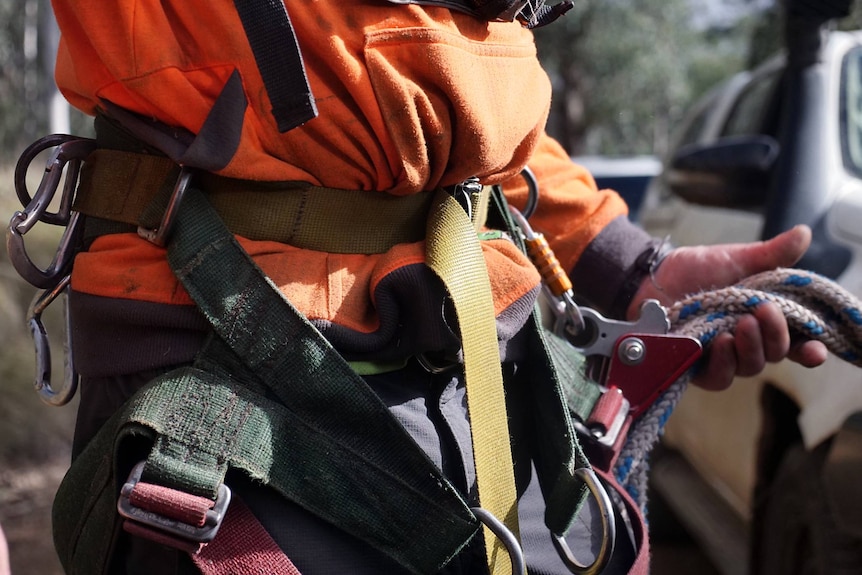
233;0;318;133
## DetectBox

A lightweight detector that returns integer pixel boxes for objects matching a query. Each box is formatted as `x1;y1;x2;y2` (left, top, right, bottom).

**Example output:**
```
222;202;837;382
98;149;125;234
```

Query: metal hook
551;467;616;575
519;166;539;220
27;274;79;406
471;507;527;575
7;136;95;289
7;210;84;290
14;135;96;225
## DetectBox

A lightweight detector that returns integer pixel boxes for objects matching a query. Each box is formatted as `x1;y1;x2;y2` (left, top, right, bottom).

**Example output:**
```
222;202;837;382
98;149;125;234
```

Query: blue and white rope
612;268;862;509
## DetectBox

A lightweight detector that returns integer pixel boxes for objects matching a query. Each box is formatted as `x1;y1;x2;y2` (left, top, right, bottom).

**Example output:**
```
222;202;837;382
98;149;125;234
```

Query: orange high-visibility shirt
52;0;628;334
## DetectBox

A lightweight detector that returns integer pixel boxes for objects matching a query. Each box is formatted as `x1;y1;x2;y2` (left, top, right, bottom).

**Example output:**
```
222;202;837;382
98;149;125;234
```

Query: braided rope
612;268;862;509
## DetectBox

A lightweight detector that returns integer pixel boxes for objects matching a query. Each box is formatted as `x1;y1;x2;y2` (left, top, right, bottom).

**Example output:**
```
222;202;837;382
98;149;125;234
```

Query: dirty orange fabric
52;0;629;325
71;233;541;334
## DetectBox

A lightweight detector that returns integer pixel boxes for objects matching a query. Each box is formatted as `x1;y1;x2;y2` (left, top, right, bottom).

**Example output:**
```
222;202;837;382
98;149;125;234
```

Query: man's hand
628;225;828;390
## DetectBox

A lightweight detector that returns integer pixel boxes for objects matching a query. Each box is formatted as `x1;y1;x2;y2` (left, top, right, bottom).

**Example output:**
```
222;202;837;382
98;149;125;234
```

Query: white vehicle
639;9;862;575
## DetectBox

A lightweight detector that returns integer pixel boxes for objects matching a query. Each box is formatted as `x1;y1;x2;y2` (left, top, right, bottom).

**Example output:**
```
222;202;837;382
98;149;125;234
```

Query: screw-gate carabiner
27;274;78;406
6;135;95;289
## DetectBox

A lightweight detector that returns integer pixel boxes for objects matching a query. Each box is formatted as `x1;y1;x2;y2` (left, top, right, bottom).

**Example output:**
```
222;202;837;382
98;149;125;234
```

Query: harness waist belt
74;149;437;254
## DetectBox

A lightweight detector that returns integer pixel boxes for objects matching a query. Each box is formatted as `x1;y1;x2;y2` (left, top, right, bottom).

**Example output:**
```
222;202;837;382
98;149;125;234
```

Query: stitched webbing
74;149;435;253
144;186;479;573
425;189;519;575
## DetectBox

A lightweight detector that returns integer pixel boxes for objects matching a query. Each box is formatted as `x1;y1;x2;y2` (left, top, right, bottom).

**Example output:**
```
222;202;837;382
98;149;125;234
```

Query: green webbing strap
51;183;601;575
144;186;479;573
425;188;519;575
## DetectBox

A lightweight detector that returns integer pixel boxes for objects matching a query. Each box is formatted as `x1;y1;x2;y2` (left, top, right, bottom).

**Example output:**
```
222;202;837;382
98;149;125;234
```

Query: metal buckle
470;507;526;575
137;167;194;246
117;461;232;545
551;467;616;575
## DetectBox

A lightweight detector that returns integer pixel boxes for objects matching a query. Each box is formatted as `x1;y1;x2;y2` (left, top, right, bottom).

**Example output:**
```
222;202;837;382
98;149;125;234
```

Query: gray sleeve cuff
570;216;667;319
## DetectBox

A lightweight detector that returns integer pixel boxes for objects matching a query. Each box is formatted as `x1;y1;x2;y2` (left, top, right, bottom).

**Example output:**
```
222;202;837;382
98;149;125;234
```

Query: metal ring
471;507;527;575
551;467;616;575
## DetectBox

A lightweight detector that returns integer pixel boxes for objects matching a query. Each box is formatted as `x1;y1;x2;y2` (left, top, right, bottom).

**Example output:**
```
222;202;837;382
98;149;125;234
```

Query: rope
612;268;862;509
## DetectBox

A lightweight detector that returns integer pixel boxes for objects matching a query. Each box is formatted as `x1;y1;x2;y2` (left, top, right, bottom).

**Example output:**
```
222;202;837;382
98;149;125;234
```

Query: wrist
622;237;674;320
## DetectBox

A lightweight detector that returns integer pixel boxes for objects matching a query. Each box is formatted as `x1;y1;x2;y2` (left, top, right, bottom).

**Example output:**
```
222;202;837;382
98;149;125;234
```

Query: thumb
634;225;813;314
722;224;812;279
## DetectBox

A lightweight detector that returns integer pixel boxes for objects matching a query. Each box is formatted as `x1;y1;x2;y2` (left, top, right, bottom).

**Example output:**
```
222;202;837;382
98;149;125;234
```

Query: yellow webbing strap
425;188;518;575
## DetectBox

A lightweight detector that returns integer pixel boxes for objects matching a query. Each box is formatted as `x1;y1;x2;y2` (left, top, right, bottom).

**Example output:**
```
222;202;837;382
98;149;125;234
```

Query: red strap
129;482;214;526
595;469;650;575
192;496;303;575
123;480;301;575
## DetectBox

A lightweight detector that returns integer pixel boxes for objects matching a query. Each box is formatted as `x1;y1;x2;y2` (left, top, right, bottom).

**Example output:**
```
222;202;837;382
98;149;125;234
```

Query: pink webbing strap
595;469;650;575
123;480;301;575
192;496;302;575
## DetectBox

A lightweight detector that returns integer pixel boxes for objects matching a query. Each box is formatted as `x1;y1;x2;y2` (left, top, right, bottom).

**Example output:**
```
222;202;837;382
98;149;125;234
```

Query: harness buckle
137;167;194;247
572;387;632;473
117;461;232;551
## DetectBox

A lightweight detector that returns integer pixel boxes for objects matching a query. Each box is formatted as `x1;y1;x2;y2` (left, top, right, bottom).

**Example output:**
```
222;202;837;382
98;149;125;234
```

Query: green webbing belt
74;149;434;253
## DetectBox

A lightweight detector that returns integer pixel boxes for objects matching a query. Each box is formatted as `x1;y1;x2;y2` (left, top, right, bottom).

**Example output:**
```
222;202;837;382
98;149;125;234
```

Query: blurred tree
534;0;753;157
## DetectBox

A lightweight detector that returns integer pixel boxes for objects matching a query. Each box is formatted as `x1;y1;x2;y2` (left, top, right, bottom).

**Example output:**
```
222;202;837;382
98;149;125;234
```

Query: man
44;1;826;573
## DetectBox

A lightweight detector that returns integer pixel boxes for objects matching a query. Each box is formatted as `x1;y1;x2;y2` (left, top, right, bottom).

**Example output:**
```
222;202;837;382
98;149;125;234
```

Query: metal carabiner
551;467;616;575
470;507;527;575
7;210;84;290
27;274;79;406
7;135;95;289
519;166;539;220
14;135;96;225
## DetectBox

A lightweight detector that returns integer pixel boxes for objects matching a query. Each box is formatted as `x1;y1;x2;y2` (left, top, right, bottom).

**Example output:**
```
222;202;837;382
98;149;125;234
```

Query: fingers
752;302;790;362
691;301;826;391
788;339;829;367
732;313;767;377
692;332;736;391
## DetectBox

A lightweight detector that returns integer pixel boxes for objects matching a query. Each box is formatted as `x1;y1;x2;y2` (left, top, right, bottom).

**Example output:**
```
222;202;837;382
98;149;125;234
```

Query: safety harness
10;129;671;574
13;2;862;575
14;121;862;575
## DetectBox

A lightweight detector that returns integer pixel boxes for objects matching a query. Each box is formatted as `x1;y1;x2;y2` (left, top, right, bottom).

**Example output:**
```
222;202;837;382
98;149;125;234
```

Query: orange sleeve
501;132;630;274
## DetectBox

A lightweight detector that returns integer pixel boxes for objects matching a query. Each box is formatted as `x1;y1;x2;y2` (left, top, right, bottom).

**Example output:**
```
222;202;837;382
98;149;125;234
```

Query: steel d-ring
552;467;616;575
470;507;527;575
